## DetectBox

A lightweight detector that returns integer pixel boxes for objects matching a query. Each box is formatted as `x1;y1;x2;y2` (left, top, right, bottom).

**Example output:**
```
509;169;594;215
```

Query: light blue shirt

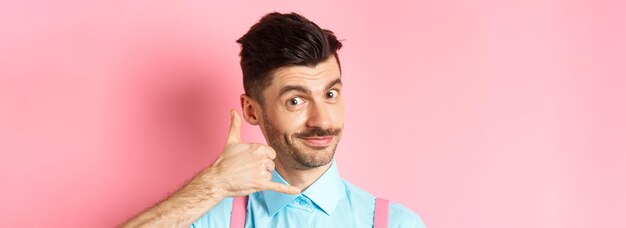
191;160;426;227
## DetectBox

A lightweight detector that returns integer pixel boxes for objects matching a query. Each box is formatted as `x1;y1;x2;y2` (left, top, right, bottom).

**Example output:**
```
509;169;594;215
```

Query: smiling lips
299;136;334;148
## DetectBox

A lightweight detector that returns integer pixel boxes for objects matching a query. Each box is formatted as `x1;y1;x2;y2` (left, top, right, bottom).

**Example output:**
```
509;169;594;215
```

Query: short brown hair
236;12;343;105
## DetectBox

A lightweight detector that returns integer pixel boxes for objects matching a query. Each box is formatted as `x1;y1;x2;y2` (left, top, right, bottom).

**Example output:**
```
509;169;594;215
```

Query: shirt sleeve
388;202;426;228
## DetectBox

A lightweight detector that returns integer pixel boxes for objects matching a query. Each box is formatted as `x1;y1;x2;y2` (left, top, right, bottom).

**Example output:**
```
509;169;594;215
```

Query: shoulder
342;180;376;210
343;180;376;201
389;202;426;228
190;197;233;228
342;180;426;228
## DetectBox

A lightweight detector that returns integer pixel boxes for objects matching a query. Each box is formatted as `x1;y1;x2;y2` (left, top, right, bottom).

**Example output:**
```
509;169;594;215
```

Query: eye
326;89;338;99
287;97;304;106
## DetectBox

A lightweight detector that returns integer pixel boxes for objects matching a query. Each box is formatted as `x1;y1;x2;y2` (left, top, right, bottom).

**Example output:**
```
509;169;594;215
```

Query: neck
274;159;332;191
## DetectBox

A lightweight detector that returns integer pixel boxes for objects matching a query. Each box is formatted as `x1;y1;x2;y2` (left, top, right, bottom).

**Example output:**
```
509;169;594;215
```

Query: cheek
287;112;310;131
272;109;308;134
331;101;345;125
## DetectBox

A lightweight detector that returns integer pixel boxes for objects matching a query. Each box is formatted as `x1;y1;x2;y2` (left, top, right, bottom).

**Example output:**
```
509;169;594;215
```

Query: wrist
198;166;229;200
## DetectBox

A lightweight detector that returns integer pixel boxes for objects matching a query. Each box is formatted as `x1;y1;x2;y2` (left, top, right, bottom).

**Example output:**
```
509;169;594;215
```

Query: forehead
270;56;341;90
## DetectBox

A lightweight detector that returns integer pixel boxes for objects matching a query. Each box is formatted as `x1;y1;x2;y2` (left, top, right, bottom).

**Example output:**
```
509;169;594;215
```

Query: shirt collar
262;159;346;216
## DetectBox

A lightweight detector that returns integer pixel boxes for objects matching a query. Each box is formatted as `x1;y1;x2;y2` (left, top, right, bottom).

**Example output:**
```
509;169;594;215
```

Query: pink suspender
373;198;390;228
229;196;390;228
230;196;248;228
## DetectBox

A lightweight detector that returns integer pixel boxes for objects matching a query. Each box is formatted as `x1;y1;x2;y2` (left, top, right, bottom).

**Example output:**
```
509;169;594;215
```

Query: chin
293;144;336;168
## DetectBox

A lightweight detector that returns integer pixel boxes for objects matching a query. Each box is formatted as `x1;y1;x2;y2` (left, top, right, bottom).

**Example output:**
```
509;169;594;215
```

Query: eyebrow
278;78;342;98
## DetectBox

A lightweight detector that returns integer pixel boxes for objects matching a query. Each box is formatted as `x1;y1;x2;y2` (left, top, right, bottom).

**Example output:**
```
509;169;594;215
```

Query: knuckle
252;181;263;191
247;143;260;150
262;171;271;180
252;144;266;153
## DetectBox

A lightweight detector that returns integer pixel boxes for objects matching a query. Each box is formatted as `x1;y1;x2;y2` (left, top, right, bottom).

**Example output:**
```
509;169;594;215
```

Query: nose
305;101;333;129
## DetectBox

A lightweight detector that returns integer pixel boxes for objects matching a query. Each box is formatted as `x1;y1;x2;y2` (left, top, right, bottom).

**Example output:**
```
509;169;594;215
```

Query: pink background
1;0;625;227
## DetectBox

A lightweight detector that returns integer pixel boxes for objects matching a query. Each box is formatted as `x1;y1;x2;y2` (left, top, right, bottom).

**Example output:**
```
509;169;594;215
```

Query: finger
226;109;241;145
265;146;276;160
261;181;301;195
265;159;275;172
252;145;276;160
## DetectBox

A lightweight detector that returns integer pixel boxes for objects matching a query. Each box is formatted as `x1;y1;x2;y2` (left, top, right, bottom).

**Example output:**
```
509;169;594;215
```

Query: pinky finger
261;181;301;195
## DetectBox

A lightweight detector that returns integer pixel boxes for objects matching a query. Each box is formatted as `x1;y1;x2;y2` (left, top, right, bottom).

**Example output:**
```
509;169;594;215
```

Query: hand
208;110;301;197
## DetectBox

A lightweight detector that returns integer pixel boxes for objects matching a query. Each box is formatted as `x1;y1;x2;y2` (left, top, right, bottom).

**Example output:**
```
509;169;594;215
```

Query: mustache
294;128;342;138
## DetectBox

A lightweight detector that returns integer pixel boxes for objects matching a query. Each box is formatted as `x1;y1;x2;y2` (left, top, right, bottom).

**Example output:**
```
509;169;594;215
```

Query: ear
240;94;260;125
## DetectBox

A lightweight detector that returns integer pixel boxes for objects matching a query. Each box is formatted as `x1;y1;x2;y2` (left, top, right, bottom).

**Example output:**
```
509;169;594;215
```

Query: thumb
226;109;241;145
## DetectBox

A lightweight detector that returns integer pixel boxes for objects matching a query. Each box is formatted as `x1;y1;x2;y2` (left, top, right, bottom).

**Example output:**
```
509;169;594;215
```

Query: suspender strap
374;198;390;228
230;196;248;228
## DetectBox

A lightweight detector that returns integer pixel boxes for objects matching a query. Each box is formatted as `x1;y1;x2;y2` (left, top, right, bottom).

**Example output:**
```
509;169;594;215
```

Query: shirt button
299;200;308;206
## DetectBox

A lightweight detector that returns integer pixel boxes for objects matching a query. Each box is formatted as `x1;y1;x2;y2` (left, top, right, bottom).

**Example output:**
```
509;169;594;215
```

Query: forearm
122;110;299;227
122;168;227;228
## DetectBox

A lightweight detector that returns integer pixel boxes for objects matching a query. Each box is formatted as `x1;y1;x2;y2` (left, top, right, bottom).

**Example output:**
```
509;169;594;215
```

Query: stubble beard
262;111;341;169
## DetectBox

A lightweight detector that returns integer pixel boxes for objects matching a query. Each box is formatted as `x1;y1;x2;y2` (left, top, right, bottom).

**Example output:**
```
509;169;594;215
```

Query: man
123;12;426;228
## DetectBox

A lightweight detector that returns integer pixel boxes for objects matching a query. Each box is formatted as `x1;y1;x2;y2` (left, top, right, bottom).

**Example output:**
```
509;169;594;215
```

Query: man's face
259;56;344;170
